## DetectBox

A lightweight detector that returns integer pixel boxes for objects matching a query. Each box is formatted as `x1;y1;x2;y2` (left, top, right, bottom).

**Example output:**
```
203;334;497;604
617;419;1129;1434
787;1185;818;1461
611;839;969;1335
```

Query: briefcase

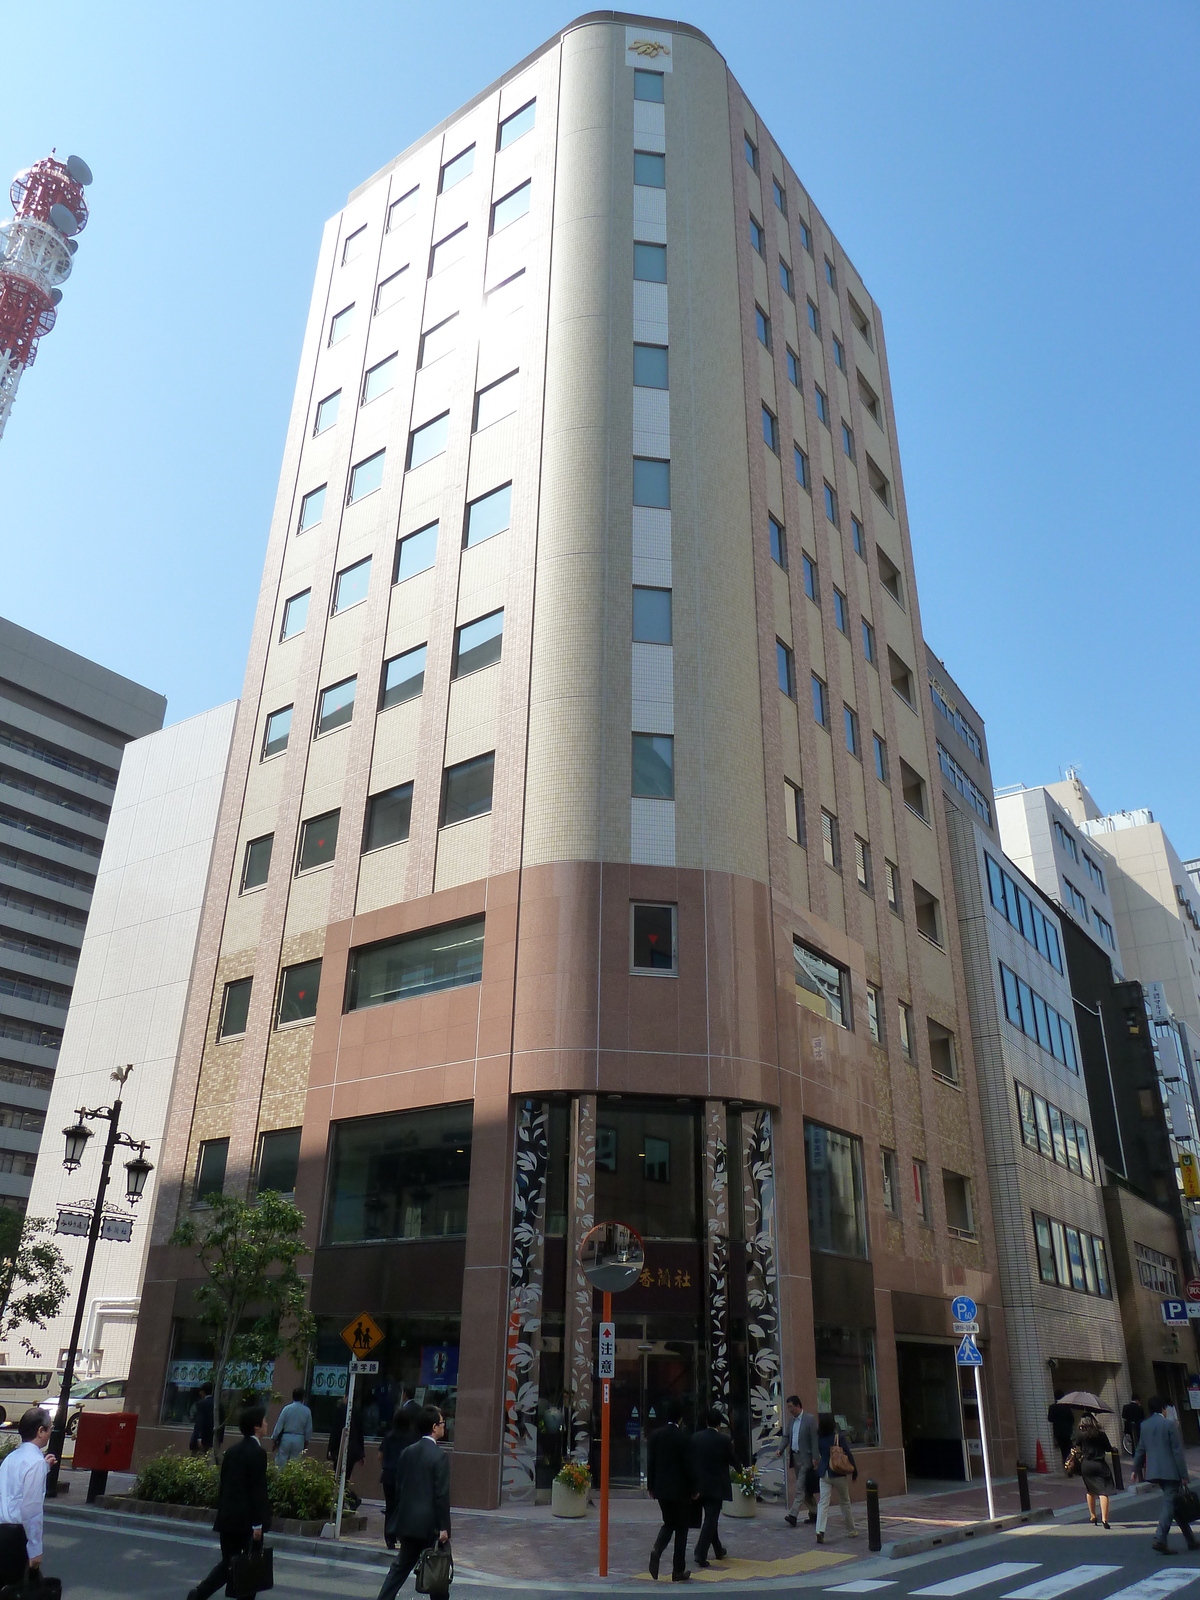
225;1544;274;1598
415;1541;454;1594
0;1579;62;1600
1176;1487;1200;1524
688;1499;703;1529
804;1466;820;1497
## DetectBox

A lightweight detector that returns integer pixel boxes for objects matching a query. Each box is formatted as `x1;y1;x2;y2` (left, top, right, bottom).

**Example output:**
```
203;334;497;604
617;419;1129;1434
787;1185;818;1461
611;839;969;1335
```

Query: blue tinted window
465;484;512;547
395;522;438;582
498;101;535;148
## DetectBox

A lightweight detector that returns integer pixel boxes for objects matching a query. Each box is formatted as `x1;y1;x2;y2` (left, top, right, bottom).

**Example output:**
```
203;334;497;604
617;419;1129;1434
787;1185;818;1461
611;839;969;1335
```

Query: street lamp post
45;1064;153;1497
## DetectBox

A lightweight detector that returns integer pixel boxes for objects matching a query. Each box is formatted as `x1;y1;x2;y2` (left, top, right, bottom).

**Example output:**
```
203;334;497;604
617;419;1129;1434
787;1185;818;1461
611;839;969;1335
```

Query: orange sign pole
600;1288;612;1578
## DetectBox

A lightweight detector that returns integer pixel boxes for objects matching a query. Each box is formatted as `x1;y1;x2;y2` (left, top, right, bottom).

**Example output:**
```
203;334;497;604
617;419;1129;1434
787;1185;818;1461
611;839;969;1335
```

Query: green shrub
134;1451;219;1508
266;1456;337;1522
0;1436;19;1465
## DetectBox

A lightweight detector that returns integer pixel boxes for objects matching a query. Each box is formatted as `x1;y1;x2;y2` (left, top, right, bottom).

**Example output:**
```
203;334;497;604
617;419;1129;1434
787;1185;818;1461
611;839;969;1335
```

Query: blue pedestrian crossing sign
951;1295;978;1324
956;1333;983;1366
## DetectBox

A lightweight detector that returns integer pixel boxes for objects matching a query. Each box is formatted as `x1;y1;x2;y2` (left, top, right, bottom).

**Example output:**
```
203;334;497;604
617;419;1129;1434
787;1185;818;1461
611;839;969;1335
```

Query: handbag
0;1581;62;1600
225;1544;274;1598
1176;1486;1200;1523
414;1541;454;1595
804;1466;820;1497
829;1441;853;1477
1064;1446;1082;1478
688;1499;703;1529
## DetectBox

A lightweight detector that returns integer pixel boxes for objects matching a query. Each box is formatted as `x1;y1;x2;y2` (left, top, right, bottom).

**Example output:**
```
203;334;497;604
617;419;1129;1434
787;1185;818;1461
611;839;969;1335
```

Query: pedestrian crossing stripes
827;1584;897;1594
1101;1577;1200;1600
914;1564;1043;1596
1003;1566;1122;1599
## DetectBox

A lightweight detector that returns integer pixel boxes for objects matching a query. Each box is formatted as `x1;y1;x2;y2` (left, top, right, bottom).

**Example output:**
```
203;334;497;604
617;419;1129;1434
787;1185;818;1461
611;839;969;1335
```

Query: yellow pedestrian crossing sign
341;1311;384;1355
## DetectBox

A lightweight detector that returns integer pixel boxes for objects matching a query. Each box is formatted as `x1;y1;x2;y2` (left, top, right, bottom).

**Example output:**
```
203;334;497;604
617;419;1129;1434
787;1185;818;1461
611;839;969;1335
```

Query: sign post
580;1222;645;1580
952;1296;994;1522
333;1312;384;1541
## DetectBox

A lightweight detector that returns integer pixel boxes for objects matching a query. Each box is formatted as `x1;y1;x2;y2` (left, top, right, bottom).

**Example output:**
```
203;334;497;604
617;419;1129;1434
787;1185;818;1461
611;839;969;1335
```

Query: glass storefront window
594;1100;700;1240
804;1121;868;1258
310;1315;461;1442
160;1318;272;1427
324;1104;473;1244
814;1325;879;1445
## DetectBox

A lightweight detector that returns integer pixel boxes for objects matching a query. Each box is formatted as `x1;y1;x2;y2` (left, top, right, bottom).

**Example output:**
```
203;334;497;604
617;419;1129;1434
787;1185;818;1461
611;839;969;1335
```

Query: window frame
630;902;678;977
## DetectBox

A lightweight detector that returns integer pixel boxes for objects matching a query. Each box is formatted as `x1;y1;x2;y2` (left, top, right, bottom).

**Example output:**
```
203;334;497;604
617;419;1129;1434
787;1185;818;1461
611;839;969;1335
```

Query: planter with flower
552;1458;591;1518
727;1464;758;1518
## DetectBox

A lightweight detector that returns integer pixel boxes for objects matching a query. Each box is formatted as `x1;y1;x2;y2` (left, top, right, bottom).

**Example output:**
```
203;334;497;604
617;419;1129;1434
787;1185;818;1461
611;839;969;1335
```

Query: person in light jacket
814;1412;858;1544
272;1386;313;1465
1133;1393;1197;1553
784;1394;819;1526
0;1409;55;1584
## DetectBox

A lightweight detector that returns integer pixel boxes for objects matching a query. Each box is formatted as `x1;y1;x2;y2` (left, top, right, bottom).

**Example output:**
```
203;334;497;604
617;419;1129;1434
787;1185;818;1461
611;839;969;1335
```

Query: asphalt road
36;1495;1200;1599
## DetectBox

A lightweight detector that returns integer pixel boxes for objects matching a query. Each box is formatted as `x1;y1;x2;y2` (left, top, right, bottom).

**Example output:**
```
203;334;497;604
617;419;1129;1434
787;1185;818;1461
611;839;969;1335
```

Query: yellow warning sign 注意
341;1311;384;1354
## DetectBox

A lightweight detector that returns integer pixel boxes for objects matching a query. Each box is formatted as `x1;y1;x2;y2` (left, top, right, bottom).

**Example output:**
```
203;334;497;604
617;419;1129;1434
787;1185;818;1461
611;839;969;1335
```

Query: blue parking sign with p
951;1295;977;1324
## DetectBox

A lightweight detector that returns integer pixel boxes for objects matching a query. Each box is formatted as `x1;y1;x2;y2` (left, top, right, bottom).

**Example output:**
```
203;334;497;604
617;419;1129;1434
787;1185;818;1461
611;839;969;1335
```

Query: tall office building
0;619;165;1211
129;15;1011;1502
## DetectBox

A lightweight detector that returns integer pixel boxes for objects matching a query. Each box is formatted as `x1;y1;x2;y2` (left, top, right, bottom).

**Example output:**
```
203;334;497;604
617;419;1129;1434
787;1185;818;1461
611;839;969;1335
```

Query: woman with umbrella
1064;1392;1115;1528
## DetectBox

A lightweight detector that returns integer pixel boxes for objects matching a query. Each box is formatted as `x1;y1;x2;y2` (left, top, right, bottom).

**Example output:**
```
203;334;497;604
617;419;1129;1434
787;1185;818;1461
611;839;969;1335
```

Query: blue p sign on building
1162;1299;1189;1326
951;1295;978;1324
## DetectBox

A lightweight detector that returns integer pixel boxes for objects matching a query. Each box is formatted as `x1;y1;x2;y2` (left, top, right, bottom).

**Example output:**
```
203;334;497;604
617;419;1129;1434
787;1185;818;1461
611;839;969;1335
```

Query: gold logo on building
629;39;670;58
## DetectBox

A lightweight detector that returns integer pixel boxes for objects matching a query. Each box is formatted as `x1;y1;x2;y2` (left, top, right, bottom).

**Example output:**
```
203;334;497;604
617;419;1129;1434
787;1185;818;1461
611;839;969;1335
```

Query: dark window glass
632;903;676;973
298;809;340;873
195;1139;228;1203
278;959;321;1025
453;610;504;678
633;242;667;282
346;920;485;1011
804;1121;868;1257
255;1128;301;1197
776;640;795;697
762;406;779;451
381;645;426;709
465;484;511;547
594;1098;698;1241
317;678;356;735
364;783;413;852
769;516;787;569
242;834;273;892
633;457;670;508
324;1104;473;1244
780;259;794;297
441;753;495;825
263;707;292;759
634;151;666;187
396;522;439;581
632;733;673;799
633;344;669;388
756;306;770;348
634;70;664;102
633;587;672;644
219;978;252;1040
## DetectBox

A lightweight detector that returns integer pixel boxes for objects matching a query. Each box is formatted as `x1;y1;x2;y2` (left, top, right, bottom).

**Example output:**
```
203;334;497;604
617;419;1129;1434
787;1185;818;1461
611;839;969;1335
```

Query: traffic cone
1035;1439;1050;1474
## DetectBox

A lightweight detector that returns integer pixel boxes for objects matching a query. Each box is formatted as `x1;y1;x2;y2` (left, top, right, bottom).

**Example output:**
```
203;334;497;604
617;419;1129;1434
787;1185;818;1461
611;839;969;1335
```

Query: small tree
170;1191;315;1446
0;1212;70;1359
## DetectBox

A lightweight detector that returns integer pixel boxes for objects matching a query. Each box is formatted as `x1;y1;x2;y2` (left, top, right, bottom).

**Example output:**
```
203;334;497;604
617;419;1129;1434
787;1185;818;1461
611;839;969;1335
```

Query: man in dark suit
692;1407;738;1568
380;1390;424;1549
647;1398;698;1582
187;1403;271;1600
189;1383;215;1455
377;1406;451;1600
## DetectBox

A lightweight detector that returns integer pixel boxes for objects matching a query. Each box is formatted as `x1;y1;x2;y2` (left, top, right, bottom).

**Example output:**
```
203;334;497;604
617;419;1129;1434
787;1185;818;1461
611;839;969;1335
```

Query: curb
886;1508;1055;1558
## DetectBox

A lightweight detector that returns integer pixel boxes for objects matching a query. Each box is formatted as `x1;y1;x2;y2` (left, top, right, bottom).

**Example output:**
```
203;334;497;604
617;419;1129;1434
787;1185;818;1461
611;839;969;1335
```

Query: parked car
64;1376;128;1436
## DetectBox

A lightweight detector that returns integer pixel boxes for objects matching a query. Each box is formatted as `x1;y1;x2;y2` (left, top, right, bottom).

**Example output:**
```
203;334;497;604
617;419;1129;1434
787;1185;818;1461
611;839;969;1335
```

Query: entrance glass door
601;1319;700;1486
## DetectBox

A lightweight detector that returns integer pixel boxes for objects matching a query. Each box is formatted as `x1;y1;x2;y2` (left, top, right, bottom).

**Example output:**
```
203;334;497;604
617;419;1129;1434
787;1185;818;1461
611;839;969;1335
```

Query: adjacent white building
4;704;237;1379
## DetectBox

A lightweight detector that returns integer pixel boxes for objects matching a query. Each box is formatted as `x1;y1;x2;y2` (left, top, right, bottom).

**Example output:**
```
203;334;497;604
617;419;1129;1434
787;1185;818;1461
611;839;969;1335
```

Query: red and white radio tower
0;152;92;440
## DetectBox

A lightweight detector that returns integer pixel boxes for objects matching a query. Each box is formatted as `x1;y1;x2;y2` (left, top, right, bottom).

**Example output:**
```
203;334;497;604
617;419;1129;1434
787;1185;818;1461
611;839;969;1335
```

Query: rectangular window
842;421;855;460
886;861;900;914
867;984;884;1045
998;962;1077;1069
862;618;876;664
848;293;873;347
441;752;495;825
634;69;664;102
316;677;356;736
815;385;829;426
278;959;322;1026
795;942;850;1029
333;556;371;614
804;1121;868;1257
453;609;504;678
784;780;805;846
811;673;828;728
899;1002;913;1059
820;810;839;871
218;978;252;1041
255;1128;301;1198
1050;1219;1070;1286
491;180;531;234
241;834;273;893
474;371;519;431
852;515;865;557
631;903;677;974
262;706;292;760
387;186;418;231
889;649;915;706
1094;911;1116;948
802;553;818;602
407;412;450;469
281;590;310;641
487;267;526;316
881;1147;899;1214
780;258;794;297
807;299;820;335
913;1158;930;1223
762;406;779;452
440;144;475;192
381;645;426;709
943;1171;974;1238
1034;1214;1056;1284
772;176;786;214
776;640;796;697
824;482;838;525
631;733;674;799
1053;818;1079;862
854;836;871;892
633;343;669;388
986;853;1063;973
346;920;485;1012
462;484;513;551
1063;1117;1081;1174
633;457;670;508
633;586;672;644
329;305;354;345
937;741;992;825
297;809;339;873
844;705;860;757
1093;1238;1111;1296
634;242;667;282
928;1021;957;1084
298;485;326;533
913;883;941;945
1033;1094;1053;1158
1048;1103;1068;1166
1083;851;1106;892
832;335;845;372
799;219;812;253
314;391;340;434
749;216;765;256
824;257;835;288
744;134;758;170
833;588;848;633
395;521;438;581
194;1139;228;1203
364;783;413;851
498;99;535;148
419;314;458;368
1077;1125;1095;1182
868;455;891;510
873;734;888;784
1080;1233;1098;1295
375;267;408;313
786;347;800;387
1135;1241;1180;1295
794;445;810;490
1063;877;1090;923
768;515;787;569
756;306;771;348
634;151;666;188
1017;1082;1038;1149
1065;1227;1087;1291
429;224;468;276
323;1103;473;1245
362;353;397;404
364;784;416;857
348;449;385;503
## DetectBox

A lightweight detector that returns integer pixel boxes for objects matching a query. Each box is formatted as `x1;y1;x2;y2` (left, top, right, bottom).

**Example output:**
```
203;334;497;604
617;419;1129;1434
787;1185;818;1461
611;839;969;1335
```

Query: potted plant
727;1464;758;1518
552;1458;591;1518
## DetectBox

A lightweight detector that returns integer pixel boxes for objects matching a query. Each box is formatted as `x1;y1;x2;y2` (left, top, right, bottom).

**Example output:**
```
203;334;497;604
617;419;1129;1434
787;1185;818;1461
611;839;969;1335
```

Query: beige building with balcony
128;13;1013;1503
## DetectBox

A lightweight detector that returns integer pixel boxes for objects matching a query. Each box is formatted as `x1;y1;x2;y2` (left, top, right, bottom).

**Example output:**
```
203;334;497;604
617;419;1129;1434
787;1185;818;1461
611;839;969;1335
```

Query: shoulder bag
828;1441;853;1477
225;1544;274;1598
415;1541;454;1595
1176;1485;1200;1524
1063;1446;1082;1478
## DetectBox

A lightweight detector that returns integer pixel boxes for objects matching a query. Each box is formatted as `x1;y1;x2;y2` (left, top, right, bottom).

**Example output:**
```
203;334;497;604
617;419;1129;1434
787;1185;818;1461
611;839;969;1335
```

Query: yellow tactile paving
635;1549;855;1581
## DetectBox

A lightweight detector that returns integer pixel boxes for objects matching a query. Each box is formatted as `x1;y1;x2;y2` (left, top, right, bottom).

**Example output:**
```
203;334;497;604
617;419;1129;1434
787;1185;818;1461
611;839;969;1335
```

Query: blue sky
1;3;1196;845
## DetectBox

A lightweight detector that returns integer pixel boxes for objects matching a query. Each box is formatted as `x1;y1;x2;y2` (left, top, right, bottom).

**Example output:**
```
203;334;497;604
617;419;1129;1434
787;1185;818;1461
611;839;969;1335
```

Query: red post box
73;1410;138;1499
